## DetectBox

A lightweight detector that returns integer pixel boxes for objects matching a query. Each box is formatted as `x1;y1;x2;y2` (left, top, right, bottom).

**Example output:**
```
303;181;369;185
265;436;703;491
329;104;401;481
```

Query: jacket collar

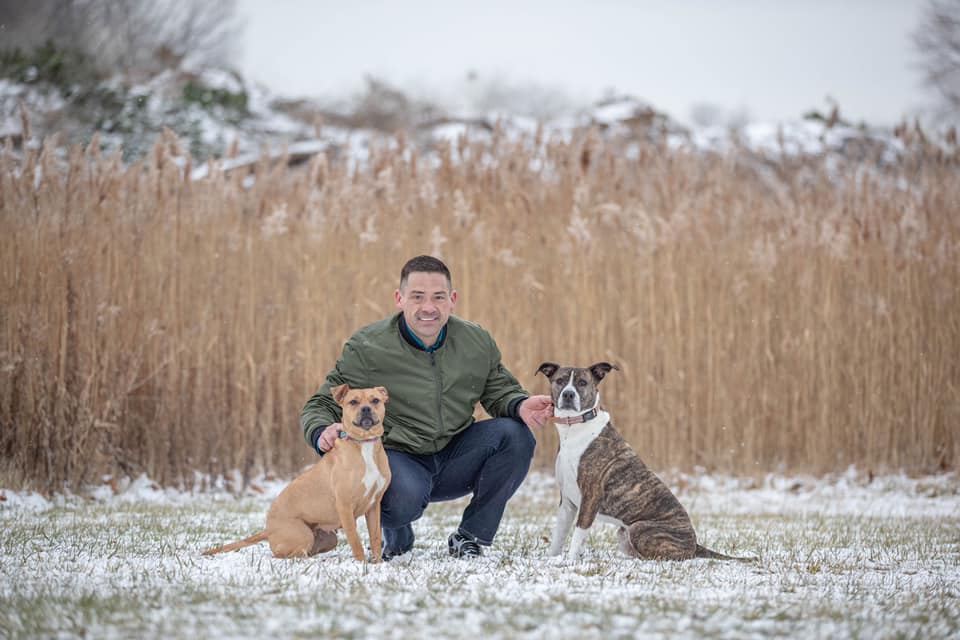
397;314;447;352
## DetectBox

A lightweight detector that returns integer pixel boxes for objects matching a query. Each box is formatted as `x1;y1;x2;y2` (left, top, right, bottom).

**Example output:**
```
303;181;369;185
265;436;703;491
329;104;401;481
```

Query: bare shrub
0;0;241;77
913;0;960;122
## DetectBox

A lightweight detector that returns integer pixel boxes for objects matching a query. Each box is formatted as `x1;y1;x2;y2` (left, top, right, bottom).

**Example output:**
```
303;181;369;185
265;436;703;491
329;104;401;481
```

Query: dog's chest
554;413;608;505
359;441;387;497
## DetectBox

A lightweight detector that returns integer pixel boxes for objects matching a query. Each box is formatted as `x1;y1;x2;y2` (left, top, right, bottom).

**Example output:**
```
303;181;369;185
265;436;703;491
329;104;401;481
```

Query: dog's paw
565;551;587;563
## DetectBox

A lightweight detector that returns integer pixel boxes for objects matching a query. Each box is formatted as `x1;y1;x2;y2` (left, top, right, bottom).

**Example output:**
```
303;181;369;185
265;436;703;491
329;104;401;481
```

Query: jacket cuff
508;396;528;421
310;425;329;457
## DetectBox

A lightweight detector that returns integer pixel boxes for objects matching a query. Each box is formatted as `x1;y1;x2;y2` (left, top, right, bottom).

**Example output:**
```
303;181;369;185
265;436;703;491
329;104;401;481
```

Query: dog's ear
331;383;351;405
374;386;389;403
536;362;560;379
588;362;619;381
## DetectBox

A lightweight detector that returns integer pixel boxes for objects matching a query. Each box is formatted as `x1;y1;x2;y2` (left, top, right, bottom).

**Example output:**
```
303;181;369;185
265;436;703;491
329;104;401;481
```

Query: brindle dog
538;362;754;562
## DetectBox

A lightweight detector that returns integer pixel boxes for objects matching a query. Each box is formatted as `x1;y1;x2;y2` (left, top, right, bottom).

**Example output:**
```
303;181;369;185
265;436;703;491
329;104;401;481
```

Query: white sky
238;0;930;126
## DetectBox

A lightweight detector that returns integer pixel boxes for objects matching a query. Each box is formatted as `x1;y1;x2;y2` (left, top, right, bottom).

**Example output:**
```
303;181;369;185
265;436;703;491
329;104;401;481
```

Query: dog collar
552;408;599;425
338;430;381;442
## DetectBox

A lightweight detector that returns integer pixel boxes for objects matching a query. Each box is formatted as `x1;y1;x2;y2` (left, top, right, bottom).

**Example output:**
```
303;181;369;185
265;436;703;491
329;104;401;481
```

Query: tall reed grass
1;126;958;490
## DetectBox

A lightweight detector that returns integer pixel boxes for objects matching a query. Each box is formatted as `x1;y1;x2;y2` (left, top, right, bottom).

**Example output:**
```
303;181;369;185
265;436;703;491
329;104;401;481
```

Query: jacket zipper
430;350;444;452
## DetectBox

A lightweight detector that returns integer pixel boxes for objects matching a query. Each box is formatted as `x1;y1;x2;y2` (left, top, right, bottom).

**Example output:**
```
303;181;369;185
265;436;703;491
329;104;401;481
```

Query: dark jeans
380;417;536;552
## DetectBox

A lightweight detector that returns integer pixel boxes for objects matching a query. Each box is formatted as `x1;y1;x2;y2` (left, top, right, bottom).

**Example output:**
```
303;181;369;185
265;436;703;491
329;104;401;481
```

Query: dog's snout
562;389;576;401
353;401;380;430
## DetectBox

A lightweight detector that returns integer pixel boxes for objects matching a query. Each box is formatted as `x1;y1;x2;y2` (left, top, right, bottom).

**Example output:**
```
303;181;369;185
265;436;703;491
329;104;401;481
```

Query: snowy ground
2;470;958;639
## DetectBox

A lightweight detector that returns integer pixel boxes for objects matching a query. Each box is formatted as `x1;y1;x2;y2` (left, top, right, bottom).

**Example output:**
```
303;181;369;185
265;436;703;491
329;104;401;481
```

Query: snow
2;469;958;638
1;70;934;181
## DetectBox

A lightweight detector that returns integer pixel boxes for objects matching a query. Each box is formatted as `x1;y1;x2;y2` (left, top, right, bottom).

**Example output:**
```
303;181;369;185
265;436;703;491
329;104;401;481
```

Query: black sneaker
447;531;483;558
381;547;409;562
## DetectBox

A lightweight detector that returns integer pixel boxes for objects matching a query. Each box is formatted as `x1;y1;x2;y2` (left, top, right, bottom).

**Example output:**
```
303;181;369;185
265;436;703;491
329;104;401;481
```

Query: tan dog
202;385;391;561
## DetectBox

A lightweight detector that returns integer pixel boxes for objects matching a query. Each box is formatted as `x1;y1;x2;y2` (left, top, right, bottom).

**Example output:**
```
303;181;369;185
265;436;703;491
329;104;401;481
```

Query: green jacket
301;313;529;455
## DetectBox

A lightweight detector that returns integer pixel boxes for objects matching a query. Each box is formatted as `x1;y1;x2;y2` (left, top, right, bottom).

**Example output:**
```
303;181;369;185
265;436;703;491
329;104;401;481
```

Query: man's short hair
400;255;452;291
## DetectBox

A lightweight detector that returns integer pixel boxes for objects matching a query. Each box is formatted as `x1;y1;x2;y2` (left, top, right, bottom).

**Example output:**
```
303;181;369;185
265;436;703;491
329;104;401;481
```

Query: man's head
395;255;457;345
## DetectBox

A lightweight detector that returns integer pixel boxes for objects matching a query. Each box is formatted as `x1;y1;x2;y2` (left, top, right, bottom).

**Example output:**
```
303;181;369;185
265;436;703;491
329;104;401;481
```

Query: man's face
395;271;457;345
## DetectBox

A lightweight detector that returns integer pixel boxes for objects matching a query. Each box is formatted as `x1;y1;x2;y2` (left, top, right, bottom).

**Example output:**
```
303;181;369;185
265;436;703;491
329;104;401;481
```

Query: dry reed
1;127;958;490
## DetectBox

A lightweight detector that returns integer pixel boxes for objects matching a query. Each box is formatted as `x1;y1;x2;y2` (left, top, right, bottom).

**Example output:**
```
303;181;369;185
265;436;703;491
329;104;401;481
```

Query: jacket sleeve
300;339;371;448
479;338;529;419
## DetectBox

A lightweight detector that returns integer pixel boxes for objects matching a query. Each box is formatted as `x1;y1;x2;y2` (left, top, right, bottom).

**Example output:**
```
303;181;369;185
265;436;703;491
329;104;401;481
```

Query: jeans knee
380;474;429;527
498;418;536;462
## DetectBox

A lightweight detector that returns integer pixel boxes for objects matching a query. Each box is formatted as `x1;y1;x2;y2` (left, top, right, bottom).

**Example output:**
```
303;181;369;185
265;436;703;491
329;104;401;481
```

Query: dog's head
331;384;389;438
536;362;619;416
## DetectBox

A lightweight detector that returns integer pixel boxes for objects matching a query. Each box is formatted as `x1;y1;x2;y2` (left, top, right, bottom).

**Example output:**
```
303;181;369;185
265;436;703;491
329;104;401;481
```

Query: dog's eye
371;398;380;404
577;379;587;386
349;399;359;405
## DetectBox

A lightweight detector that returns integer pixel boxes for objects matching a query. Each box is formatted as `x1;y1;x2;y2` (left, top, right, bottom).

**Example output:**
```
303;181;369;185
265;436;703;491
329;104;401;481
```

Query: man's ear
375;386;389;403
536;362;560;379
331;384;351;405
588;362;620;381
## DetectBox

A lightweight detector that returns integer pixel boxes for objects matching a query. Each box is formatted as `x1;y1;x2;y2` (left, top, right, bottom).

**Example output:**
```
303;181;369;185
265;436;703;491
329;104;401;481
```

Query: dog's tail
695;544;757;562
202;531;268;556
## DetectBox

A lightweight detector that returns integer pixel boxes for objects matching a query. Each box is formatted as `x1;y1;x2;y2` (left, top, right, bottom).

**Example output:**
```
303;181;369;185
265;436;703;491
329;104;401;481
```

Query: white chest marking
554;410;626;529
554;411;609;507
360;441;387;497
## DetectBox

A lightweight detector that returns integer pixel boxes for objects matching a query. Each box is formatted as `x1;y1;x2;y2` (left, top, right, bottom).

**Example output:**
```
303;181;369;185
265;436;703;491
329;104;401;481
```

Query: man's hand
318;423;342;453
519;395;553;428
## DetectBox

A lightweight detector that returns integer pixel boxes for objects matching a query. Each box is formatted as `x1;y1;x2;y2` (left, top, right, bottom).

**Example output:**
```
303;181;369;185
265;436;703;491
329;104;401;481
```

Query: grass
2;472;958;639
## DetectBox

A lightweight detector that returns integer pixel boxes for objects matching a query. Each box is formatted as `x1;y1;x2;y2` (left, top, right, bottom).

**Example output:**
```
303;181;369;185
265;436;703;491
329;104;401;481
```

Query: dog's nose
562;390;576;402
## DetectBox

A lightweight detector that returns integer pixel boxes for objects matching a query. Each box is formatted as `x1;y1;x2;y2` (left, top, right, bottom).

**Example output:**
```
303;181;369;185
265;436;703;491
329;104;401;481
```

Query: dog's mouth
353;412;380;429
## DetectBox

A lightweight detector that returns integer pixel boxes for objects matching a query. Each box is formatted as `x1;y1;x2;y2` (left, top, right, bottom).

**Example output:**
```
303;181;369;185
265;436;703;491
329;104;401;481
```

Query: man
301;255;554;559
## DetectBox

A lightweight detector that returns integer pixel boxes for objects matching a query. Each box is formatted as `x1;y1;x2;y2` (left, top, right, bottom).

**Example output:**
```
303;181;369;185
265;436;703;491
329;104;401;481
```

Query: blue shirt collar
398;315;447;352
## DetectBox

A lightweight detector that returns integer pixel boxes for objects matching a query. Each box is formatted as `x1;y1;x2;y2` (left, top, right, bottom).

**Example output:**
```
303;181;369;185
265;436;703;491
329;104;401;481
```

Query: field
2;125;959;490
2;470;958;639
2;120;959;638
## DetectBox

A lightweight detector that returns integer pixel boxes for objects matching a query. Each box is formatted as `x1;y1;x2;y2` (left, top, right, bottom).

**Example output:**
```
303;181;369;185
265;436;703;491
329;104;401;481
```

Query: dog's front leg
336;497;366;562
566;485;601;561
566;525;593;561
365;501;383;563
548;498;577;556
